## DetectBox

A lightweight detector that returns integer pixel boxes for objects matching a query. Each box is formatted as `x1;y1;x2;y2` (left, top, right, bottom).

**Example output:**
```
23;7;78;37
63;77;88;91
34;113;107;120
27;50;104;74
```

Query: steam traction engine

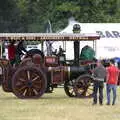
0;33;100;99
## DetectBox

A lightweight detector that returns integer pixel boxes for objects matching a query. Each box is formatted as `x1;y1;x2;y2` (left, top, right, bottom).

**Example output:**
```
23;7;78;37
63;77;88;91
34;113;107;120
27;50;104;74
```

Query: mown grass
0;86;120;120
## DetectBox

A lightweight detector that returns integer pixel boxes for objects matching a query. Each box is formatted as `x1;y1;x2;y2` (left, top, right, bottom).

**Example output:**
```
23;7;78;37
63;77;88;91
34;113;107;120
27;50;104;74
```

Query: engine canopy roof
0;33;100;41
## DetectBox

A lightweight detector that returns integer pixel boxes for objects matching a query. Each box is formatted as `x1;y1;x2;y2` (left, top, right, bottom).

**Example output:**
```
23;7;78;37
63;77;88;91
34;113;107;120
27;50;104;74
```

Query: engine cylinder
68;65;89;80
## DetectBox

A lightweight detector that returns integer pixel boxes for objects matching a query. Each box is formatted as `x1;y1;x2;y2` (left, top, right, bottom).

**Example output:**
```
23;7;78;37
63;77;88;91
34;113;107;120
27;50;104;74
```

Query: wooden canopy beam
0;33;100;41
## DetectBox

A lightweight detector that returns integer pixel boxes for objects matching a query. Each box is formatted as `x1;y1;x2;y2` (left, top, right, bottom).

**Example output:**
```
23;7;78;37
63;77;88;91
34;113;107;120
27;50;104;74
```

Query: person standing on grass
92;60;106;105
106;59;119;105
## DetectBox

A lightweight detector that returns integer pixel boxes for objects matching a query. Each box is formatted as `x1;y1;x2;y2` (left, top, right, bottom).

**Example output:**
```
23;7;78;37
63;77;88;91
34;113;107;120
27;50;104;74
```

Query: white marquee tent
59;17;120;59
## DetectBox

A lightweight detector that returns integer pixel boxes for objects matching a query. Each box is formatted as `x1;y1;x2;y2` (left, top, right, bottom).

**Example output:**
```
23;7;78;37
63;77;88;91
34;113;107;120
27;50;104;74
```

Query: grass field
0;86;120;120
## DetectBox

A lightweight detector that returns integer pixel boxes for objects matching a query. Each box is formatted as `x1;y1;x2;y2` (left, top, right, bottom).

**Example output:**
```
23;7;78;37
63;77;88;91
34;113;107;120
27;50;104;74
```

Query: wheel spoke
28;88;32;96
86;91;92;96
33;88;38;95
32;76;40;82
71;90;75;95
27;71;30;80
16;81;24;86
25;88;29;96
87;87;93;90
18;85;26;90
32;80;42;88
86;88;93;95
23;89;27;96
19;78;26;82
78;89;84;93
24;87;33;97
33;84;41;89
15;86;27;96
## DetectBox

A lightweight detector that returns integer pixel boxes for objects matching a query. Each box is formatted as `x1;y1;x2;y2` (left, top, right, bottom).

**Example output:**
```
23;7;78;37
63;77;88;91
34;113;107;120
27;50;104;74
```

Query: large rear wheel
12;66;47;99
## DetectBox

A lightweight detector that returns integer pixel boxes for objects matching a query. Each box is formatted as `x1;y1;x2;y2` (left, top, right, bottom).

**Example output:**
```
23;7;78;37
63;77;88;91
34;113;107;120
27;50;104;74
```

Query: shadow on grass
0;94;71;101
0;94;91;101
41;96;72;100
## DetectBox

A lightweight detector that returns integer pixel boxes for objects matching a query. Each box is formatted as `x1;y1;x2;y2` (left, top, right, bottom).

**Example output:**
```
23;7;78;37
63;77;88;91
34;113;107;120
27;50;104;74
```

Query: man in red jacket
8;40;16;66
106;59;119;105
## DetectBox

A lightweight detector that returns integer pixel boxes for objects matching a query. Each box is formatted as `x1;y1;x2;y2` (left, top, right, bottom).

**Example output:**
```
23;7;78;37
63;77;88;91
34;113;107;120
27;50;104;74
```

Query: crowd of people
92;59;119;106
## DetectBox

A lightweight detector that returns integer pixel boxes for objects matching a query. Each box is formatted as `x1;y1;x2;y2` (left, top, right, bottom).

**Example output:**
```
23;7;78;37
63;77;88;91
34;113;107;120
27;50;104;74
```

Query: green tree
0;0;120;32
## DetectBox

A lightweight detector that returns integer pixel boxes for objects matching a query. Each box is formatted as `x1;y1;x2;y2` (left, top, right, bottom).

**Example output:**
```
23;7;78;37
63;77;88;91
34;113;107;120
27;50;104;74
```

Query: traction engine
0;33;100;99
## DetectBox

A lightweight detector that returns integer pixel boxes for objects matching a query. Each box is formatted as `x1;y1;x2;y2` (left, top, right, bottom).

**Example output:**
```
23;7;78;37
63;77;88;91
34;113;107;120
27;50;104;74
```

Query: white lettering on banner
104;46;120;52
96;31;120;38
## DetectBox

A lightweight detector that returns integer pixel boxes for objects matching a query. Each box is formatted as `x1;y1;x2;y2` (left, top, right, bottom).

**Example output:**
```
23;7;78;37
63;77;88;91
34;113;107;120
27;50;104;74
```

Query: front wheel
73;74;94;98
12;66;47;99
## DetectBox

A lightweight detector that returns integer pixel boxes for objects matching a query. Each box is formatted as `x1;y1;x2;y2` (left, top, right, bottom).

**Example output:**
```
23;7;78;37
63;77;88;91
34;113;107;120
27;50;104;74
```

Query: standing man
92;60;106;105
8;40;16;66
106;59;119;105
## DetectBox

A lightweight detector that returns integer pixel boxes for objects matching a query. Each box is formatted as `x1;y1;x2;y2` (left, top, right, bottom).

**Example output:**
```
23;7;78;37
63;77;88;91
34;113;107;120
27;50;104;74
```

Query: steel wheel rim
12;67;46;99
74;76;94;98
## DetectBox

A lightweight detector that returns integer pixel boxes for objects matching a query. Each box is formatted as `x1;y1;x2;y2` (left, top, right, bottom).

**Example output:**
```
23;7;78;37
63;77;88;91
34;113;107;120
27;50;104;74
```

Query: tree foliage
0;0;120;32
